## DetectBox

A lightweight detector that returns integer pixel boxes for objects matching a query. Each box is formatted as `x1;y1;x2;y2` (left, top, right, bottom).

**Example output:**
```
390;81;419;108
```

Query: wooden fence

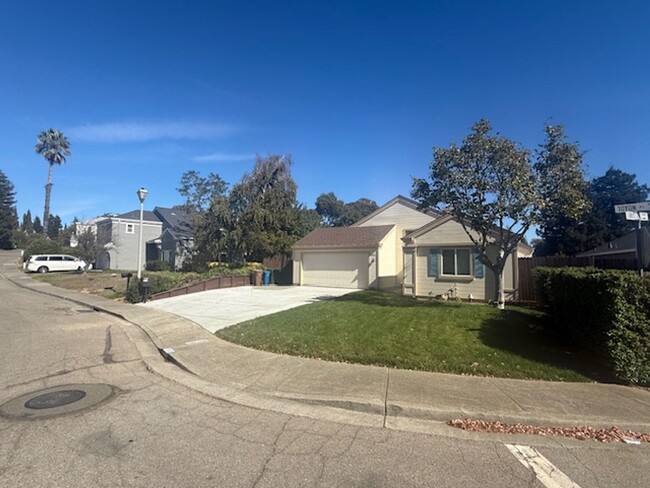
148;275;250;301
517;256;637;302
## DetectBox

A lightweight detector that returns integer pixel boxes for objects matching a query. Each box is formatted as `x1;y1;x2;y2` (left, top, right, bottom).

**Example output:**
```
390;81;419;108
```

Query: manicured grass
216;290;610;382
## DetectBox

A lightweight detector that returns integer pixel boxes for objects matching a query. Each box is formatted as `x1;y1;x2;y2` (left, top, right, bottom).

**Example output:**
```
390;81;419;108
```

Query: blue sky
1;1;649;225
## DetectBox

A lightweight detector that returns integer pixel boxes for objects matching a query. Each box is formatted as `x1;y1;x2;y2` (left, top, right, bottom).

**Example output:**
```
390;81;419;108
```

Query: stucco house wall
405;217;518;301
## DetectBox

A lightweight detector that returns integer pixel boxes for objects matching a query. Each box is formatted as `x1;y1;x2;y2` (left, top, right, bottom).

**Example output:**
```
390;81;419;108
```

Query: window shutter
473;248;484;278
428;249;439;277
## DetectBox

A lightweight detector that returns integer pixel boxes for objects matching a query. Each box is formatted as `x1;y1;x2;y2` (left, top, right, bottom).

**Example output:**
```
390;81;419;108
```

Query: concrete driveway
141;285;357;333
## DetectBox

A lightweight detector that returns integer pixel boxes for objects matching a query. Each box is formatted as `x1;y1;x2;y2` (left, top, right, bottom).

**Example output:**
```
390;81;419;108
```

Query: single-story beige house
292;195;533;301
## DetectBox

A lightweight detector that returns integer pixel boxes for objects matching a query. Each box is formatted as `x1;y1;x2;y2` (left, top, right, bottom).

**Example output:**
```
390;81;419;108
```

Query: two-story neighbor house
292;195;532;302
95;206;193;271
147;207;194;271
95;211;162;270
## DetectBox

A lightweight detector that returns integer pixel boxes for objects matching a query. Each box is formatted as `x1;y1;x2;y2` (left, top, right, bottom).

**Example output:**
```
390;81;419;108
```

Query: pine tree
0;170;18;249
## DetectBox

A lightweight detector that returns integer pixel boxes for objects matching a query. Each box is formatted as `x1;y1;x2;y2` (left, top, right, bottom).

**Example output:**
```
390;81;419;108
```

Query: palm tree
35;128;71;236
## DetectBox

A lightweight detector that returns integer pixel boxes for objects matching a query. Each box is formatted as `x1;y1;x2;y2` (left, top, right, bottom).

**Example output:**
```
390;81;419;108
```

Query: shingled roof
293;225;394;249
115;210;161;222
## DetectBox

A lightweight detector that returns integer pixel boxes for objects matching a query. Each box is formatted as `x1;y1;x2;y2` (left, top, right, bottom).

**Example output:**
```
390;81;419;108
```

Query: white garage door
302;252;370;289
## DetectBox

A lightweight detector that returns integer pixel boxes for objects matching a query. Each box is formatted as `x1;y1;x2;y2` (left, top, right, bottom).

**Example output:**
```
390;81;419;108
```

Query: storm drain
0;384;116;419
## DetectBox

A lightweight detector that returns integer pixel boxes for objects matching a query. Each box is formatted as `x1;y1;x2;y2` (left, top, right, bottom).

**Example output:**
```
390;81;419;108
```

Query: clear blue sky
2;1;649;225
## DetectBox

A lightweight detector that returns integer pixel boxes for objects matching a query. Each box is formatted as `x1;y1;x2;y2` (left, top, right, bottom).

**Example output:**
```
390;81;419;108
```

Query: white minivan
25;254;87;273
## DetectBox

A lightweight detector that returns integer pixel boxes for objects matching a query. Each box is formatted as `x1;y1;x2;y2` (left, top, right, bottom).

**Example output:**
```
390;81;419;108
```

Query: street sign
624;211;649;221
614;202;650;213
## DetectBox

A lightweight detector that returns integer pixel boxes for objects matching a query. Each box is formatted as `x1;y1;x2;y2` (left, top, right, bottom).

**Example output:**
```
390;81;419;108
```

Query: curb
3;265;650;437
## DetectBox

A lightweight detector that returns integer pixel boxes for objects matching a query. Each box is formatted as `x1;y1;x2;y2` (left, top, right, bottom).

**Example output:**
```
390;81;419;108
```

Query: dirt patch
32;271;129;297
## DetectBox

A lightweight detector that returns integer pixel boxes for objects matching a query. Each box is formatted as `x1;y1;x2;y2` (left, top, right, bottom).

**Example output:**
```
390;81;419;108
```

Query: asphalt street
0;264;648;487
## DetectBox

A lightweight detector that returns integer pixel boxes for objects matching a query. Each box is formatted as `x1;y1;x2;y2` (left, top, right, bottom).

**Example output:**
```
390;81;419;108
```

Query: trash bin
253;270;263;286
263;270;271;286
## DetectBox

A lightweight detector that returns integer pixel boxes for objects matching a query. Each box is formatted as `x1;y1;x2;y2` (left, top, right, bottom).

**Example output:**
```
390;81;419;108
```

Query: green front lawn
216;290;610;382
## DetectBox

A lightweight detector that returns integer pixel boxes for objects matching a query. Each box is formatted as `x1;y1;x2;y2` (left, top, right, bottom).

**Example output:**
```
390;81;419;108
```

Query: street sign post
615;202;649;276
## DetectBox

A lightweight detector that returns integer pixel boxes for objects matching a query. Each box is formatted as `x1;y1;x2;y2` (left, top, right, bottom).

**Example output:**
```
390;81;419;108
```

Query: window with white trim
441;248;471;276
125;223;135;234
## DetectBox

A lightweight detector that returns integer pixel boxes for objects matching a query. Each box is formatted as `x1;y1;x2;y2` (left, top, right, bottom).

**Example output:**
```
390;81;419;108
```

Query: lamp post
136;187;148;280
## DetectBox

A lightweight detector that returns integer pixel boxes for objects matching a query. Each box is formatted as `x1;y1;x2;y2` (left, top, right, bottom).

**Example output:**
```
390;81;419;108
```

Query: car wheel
37;266;49;273
77;266;83;272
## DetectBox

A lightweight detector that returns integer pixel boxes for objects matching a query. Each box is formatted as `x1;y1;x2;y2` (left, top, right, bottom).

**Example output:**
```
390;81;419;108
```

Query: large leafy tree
194;155;303;265
315;192;345;226
534;167;649;256
315;192;378;226
35;129;71;236
0;169;18;250
193;195;233;265
75;228;104;272
412;120;588;309
589;167;649;242
176;170;228;214
533;125;591;256
229;155;301;261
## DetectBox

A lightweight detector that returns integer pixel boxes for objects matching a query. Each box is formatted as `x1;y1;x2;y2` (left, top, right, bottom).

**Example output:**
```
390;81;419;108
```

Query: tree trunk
43;164;54;236
497;270;505;310
492;264;506;310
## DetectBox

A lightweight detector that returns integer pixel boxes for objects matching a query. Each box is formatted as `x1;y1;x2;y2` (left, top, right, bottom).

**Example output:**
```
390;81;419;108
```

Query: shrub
23;237;63;260
146;260;171;272
533;267;650;384
125;271;202;303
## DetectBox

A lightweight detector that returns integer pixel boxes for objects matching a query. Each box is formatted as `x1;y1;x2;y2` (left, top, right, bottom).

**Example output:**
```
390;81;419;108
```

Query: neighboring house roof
577;227;650;258
113;210;161;222
351;194;440;227
293;225;394;249
154;207;193;239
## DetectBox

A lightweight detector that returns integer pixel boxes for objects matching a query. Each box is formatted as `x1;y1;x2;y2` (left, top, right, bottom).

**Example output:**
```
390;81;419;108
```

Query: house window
441;249;471;276
125;223;135;234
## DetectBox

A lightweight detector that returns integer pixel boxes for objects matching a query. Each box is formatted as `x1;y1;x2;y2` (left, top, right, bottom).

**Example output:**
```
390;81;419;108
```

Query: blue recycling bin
262;270;271;285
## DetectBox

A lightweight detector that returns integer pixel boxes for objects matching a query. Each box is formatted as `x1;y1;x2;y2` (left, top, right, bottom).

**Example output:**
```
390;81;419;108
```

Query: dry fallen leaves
447;418;650;443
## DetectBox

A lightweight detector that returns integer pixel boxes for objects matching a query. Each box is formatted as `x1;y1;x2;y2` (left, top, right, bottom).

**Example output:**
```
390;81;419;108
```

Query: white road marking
185;339;209;346
506;444;582;488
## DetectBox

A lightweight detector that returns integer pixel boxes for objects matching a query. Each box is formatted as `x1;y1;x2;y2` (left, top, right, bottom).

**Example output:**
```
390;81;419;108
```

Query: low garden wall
148;275;250;301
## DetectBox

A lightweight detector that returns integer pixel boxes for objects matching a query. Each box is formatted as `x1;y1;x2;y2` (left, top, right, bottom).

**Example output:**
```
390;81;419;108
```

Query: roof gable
404;213;534;253
154;207;193;238
293;225;394;249
351;195;438;228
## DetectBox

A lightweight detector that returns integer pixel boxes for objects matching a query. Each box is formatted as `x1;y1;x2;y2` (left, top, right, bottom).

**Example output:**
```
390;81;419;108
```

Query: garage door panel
302;252;369;289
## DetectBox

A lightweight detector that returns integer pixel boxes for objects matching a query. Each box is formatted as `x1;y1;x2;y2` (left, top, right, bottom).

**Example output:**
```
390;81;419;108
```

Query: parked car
25;254;87;273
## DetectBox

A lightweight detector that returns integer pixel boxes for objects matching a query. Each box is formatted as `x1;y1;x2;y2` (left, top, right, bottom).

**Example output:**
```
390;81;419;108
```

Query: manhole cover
1;384;116;419
25;390;87;409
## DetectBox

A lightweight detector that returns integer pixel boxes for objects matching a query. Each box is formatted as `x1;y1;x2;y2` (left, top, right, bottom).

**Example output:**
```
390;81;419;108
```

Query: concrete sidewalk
2;252;650;433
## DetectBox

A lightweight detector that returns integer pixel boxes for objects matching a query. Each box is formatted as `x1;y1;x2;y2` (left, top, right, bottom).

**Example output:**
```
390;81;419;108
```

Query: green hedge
145;260;171;272
533;267;650;385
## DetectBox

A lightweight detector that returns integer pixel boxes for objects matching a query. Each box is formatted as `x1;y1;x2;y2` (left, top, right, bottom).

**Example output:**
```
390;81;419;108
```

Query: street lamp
136;187;148;280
